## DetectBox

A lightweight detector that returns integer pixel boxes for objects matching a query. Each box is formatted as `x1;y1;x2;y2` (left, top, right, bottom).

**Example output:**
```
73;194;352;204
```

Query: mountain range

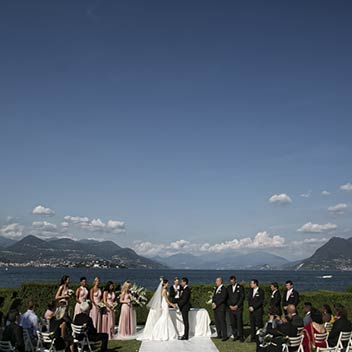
0;235;165;269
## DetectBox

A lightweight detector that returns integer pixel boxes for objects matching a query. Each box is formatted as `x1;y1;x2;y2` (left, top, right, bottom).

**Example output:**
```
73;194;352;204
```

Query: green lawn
107;338;256;352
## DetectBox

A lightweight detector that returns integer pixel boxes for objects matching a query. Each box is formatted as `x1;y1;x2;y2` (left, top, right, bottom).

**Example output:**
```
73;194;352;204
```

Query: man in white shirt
282;280;299;313
212;277;228;341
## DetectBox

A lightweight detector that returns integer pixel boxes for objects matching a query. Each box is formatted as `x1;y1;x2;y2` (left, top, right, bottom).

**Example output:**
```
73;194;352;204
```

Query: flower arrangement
206;289;214;305
129;283;148;308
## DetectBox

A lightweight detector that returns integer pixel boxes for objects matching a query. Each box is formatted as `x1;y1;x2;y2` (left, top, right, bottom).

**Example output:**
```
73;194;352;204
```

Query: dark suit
282;289;299;308
73;313;108;352
270;290;282;316
176;286;191;339
2;322;25;352
169;285;181;304
328;316;352;347
227;283;244;339
248;287;265;339
212;285;228;339
290;313;304;328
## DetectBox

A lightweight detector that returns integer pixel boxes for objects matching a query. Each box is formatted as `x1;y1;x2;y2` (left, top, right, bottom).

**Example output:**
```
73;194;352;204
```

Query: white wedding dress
139;285;178;341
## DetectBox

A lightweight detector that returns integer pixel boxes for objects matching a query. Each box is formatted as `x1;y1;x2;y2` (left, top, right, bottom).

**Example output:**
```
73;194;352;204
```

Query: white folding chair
324;322;333;334
23;329;35;352
335;331;352;352
282;335;304;352
316;348;338;352
71;324;92;352
314;332;329;347
36;331;58;352
297;327;304;336
0;341;15;352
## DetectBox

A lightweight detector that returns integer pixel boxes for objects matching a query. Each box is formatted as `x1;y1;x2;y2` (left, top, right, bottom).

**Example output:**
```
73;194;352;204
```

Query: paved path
139;337;219;352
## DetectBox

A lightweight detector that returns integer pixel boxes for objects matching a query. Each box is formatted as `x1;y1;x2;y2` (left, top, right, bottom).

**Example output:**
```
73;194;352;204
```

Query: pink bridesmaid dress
74;286;89;317
102;292;116;339
117;292;136;338
90;288;103;332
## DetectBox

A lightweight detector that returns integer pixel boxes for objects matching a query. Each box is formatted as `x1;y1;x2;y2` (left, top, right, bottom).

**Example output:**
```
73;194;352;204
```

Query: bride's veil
147;277;163;310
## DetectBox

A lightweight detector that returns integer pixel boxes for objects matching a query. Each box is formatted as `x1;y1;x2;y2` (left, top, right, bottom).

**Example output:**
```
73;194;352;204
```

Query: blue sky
0;0;351;260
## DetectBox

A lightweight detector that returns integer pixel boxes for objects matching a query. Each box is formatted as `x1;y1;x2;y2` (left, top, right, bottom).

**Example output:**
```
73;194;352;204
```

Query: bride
139;278;178;341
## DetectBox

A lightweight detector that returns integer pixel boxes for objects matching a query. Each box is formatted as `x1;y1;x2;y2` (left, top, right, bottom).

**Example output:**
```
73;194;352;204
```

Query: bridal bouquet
67;289;74;296
206;290;214;305
129;283;148;308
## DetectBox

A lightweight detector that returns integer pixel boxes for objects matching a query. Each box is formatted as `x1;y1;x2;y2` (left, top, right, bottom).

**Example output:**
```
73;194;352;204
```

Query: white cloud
133;231;285;257
321;190;331;196
268;193;292;205
328;203;348;215
0;223;25;239
300;190;311;198
64;215;125;233
341;183;352;193
297;222;338;233
32;205;55;216
32;221;58;232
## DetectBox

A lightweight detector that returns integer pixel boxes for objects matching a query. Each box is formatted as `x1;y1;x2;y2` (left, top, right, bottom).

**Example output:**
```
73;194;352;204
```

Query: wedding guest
43;301;56;331
212;277;228;341
2;310;25;352
227;275;245;342
73;302;109;352
302;310;327;352
74;276;89;317
55;275;71;308
117;281;136;338
90;276;103;331
169;277;181;304
287;304;304;328
320;304;334;323
102;281;116;339
303;302;313;326
0;296;4;328
248;279;265;342
283;280;299;313
269;282;282;317
20;300;39;340
328;304;352;347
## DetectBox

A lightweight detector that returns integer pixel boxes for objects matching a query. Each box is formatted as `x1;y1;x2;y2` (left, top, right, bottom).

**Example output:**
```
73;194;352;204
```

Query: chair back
0;341;15;352
314;332;329;344
324;322;333;333
71;324;87;336
297;327;304;335
337;331;352;349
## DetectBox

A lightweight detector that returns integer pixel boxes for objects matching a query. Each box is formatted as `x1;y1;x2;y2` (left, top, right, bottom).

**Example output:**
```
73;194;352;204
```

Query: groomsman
248;279;265;342
227;275;245;342
212;277;228;341
270;282;282;316
169;277;181;304
282;280;299;312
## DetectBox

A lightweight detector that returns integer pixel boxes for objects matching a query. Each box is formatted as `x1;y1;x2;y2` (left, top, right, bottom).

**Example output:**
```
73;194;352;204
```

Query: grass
107;338;256;352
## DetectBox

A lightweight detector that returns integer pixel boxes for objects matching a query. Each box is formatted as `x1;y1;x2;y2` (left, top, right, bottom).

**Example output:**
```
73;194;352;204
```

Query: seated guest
320;304;334;324
328;304;352;348
257;310;297;352
49;307;74;352
303;302;313;326
43;301;56;332
2;310;25;352
73;302;109;352
0;296;5;328
302;310;327;352
20;300;39;340
287;304;304;328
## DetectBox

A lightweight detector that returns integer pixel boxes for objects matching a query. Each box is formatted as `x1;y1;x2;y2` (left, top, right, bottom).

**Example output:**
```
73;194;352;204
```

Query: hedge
1;282;352;326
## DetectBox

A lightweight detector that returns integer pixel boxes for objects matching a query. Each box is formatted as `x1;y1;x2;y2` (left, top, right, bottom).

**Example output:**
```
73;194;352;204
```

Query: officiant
169;277;182;304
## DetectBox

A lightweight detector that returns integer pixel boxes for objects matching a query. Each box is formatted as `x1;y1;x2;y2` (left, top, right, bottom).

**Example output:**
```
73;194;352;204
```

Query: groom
175;277;191;340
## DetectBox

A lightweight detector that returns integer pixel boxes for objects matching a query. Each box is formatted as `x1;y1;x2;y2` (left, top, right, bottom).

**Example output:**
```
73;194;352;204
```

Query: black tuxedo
282;289;299;308
248;287;265;340
227;283;245;339
328;317;352;347
176;286;191;339
270;290;282;316
212;285;228;339
169;285;182;304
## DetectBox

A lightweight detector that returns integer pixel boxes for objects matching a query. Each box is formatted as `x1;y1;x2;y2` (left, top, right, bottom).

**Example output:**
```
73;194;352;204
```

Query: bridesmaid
55;275;71;311
89;276;103;332
102;281;116;339
74;276;89;317
117;281;136;338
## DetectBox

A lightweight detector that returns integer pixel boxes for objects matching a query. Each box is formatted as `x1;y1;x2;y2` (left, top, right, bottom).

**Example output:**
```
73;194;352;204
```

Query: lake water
0;267;351;292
